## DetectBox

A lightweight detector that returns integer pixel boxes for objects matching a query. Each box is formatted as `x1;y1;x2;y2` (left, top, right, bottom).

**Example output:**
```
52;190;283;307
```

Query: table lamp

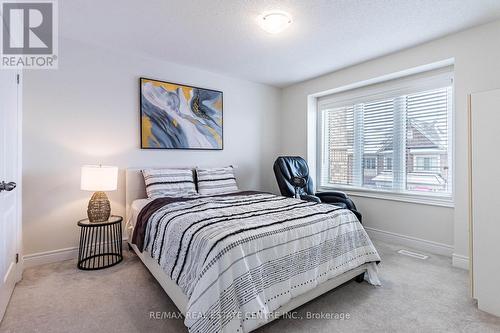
81;165;118;223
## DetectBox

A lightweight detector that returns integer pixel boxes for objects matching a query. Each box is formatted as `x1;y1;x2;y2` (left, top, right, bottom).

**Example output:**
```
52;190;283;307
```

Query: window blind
318;70;453;200
405;87;452;194
325;105;354;186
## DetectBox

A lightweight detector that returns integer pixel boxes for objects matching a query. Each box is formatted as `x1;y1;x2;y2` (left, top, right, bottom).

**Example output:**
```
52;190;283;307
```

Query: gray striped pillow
142;168;196;199
196;166;239;195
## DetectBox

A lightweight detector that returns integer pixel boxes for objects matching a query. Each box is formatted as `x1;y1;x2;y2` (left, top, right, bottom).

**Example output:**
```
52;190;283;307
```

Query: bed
125;168;380;333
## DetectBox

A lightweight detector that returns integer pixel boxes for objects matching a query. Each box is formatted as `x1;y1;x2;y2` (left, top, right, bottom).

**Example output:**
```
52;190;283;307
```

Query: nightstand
77;215;123;270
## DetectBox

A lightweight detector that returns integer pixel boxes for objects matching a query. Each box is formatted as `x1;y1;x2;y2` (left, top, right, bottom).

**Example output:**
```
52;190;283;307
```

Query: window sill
317;187;454;208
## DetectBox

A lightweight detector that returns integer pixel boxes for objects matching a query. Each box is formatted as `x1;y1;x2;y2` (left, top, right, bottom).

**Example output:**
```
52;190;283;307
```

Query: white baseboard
23;239;128;269
364;226;454;257
24;231;468;271
23;246;79;269
452;253;470;270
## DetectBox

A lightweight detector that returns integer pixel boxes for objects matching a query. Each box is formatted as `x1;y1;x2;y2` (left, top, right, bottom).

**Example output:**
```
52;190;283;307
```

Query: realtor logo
1;0;58;69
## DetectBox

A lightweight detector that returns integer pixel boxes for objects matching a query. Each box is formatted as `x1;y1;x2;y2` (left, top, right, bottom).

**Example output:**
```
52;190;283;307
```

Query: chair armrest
300;194;321;203
315;191;362;223
315;191;357;211
316;191;349;199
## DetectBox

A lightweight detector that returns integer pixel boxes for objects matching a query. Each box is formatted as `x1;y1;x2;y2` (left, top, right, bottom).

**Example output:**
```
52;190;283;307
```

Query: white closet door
471;88;500;317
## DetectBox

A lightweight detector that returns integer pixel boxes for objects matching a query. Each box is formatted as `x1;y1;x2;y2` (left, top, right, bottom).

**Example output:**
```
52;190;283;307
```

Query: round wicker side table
77;215;123;270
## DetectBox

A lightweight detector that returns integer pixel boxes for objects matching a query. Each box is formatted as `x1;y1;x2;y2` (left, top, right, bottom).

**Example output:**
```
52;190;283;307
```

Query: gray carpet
1;240;500;333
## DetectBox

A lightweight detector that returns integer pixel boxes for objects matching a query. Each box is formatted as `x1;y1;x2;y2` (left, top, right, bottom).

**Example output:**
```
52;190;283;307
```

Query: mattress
126;198;152;241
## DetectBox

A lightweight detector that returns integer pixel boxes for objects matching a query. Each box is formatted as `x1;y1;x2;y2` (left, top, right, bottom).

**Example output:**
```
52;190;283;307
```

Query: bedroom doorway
0;70;21;322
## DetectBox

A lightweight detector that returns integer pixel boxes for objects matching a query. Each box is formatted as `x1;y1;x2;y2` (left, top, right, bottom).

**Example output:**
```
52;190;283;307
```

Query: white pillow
196;166;239;195
142;168;197;199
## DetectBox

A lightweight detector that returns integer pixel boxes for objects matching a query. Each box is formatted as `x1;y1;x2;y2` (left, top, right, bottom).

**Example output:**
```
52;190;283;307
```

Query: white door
0;70;21;322
470;88;500;317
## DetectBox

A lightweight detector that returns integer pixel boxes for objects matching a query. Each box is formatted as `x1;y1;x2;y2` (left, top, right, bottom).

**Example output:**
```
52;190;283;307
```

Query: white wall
22;38;281;257
280;19;500;261
23;19;500;264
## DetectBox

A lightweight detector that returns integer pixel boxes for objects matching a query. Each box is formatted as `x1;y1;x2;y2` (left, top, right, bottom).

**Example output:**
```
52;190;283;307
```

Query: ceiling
61;0;500;87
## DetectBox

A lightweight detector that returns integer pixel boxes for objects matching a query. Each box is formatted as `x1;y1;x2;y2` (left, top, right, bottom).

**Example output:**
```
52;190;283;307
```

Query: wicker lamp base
87;191;111;223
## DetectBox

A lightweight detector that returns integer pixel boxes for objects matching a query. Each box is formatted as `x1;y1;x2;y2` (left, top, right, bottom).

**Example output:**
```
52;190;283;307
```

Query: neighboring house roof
410;119;445;148
335;119;446;155
376;119;446;153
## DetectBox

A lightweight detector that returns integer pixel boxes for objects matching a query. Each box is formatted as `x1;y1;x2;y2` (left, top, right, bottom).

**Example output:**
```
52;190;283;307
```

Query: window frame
316;69;454;207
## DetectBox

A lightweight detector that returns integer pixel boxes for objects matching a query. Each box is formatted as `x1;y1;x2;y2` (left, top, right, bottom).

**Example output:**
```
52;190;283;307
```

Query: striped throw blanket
136;192;381;333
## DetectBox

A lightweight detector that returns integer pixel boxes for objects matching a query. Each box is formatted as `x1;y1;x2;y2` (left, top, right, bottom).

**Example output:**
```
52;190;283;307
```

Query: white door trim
15;70;23;282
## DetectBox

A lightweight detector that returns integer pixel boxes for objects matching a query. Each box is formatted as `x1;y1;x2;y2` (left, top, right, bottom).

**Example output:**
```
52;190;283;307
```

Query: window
364;157;376;169
414;156;439;172
384;157;392;171
318;69;453;202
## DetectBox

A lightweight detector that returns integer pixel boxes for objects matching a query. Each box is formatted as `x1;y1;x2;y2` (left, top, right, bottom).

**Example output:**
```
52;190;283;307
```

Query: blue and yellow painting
140;78;223;149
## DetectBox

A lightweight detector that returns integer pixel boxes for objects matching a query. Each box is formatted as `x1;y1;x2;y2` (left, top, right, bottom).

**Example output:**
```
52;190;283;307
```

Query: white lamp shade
81;165;118;192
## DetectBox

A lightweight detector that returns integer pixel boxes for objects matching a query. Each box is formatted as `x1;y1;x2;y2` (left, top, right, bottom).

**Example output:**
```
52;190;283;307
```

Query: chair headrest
275;156;310;179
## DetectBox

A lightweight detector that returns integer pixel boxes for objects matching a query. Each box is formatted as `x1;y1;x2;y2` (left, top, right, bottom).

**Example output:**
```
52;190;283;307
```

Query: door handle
0;181;16;192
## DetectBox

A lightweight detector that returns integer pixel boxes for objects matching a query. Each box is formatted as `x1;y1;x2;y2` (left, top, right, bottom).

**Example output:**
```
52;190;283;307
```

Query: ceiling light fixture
258;11;293;34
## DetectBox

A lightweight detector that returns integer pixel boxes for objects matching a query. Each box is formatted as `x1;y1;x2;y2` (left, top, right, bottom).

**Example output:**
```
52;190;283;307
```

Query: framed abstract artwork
140;77;223;150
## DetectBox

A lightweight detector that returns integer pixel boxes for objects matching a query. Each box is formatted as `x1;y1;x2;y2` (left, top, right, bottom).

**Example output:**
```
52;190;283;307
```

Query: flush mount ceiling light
257;11;293;34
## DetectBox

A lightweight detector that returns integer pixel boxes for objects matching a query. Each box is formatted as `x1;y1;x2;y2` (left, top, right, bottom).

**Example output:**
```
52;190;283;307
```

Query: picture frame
140;77;223;150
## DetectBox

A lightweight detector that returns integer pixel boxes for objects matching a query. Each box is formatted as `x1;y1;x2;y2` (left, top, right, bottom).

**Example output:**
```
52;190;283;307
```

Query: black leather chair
273;156;362;222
